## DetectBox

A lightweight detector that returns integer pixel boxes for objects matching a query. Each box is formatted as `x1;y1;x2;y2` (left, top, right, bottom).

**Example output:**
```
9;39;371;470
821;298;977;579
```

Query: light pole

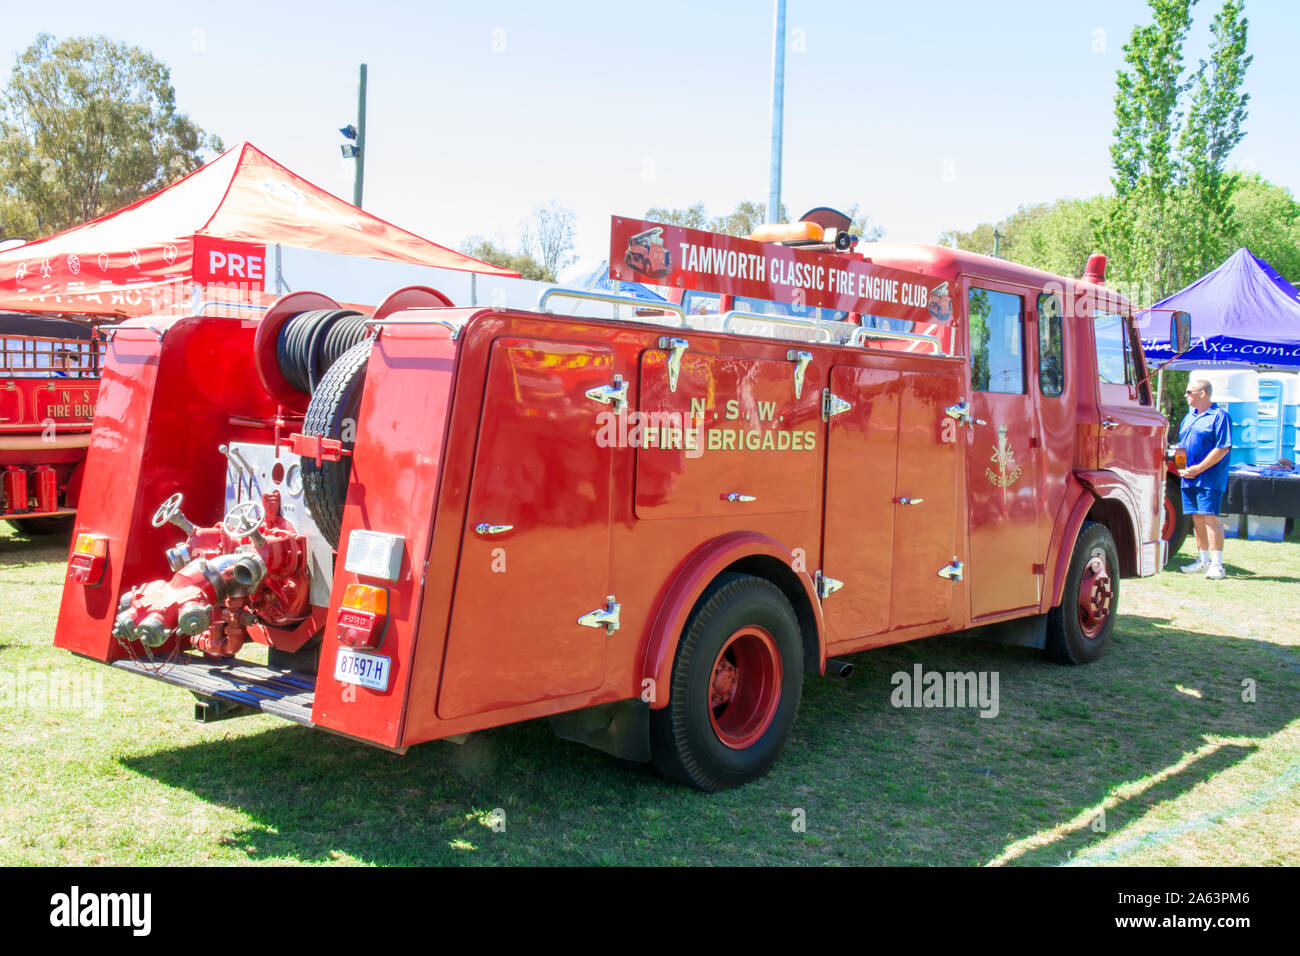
339;63;368;208
768;0;786;225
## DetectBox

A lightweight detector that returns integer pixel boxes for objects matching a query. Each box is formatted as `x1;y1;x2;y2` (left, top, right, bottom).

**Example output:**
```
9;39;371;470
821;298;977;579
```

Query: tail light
337;583;388;648
69;533;108;587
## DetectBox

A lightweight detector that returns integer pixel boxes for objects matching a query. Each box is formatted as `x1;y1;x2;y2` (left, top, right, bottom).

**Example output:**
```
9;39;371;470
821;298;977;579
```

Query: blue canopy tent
566;259;668;303
1140;248;1300;369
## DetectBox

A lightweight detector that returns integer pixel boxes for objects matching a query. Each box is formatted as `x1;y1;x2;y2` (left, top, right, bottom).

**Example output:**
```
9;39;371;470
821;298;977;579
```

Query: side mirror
1172;310;1192;353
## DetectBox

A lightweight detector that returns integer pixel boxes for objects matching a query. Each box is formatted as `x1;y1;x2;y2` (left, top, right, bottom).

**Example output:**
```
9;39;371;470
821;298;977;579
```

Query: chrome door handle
1101;419;1120;429
898;497;924;505
726;492;757;502
475;523;514;535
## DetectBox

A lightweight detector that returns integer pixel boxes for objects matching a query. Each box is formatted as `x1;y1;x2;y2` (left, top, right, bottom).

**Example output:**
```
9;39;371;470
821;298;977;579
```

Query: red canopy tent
0;142;515;318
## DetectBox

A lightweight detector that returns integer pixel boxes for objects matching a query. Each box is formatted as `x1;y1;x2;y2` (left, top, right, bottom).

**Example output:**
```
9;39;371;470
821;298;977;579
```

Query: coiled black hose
276;309;370;394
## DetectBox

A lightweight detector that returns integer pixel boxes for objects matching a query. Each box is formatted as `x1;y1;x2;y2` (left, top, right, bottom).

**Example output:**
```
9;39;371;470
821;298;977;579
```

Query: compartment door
437;338;614;720
889;370;963;629
821;365;901;644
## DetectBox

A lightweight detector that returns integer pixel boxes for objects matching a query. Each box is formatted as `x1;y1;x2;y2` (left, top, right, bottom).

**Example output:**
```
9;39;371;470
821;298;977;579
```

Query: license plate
334;647;391;692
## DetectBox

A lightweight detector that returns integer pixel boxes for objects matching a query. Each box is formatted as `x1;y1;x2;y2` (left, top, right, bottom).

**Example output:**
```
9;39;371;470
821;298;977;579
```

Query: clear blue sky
5;0;1298;275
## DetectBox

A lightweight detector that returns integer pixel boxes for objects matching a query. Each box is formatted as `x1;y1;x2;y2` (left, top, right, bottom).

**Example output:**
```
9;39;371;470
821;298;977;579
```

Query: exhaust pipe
825;658;854;679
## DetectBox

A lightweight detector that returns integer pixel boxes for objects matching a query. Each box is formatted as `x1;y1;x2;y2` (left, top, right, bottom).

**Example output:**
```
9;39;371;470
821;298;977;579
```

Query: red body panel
55;316;284;659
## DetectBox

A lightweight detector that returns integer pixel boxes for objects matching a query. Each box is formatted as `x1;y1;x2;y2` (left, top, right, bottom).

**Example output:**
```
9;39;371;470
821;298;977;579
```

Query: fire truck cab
54;215;1188;791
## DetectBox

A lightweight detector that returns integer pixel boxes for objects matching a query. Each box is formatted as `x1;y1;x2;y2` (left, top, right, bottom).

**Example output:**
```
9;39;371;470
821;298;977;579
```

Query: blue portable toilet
1188;368;1258;466
1257;372;1299;465
1254;374;1288;465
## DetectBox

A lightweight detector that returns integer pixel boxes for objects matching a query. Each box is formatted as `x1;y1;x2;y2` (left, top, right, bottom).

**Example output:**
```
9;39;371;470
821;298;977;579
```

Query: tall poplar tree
1103;0;1252;302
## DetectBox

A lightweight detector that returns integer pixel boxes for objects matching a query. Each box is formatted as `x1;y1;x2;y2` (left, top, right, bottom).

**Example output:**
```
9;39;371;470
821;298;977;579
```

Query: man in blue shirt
1177;379;1233;579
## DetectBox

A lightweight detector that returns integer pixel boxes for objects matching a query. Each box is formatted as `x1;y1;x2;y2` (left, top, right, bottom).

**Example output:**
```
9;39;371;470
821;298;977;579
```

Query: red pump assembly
113;490;310;657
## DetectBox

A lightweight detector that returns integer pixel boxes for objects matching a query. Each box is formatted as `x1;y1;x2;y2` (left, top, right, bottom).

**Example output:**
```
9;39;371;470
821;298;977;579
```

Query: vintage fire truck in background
54;211;1190;790
1;312;103;534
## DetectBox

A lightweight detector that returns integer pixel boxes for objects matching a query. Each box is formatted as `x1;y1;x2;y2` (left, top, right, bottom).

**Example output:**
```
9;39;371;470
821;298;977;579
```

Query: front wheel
1045;521;1119;665
649;573;803;791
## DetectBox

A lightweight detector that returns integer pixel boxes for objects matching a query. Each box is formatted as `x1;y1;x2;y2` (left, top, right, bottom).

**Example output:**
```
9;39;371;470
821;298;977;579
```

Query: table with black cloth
1220;469;1300;517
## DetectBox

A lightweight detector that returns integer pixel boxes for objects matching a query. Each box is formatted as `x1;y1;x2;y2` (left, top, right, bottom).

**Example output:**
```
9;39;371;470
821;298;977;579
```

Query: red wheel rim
708;626;783;750
1077;551;1113;639
1161;493;1175;541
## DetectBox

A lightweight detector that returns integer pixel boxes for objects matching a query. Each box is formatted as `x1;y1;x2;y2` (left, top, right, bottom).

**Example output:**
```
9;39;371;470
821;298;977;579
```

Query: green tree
1102;0;1252;301
940;197;1110;277
459;237;550;281
1230;173;1300;281
0;33;223;239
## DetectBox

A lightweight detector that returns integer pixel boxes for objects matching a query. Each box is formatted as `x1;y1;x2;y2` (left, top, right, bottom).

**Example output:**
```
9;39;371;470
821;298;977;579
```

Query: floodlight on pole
336;64;368;208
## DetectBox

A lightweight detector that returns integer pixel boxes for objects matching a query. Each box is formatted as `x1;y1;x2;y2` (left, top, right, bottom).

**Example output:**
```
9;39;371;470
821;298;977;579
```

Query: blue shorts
1182;485;1226;516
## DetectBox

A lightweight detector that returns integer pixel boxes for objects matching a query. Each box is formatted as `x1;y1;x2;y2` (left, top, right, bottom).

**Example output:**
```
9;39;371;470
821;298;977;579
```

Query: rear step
112;656;315;726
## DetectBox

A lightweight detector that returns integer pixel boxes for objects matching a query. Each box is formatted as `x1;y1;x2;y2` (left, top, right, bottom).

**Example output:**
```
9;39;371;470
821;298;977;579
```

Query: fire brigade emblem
985;425;1023;487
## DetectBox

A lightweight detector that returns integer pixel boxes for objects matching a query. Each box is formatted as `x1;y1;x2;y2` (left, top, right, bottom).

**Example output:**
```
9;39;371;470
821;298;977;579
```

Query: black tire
649;573;803;791
300;339;371;549
1045;521;1119;665
6;515;75;536
1162;475;1191;567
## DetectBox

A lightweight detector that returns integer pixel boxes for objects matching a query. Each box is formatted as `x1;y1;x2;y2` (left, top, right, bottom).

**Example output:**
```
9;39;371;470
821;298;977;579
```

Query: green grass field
2;520;1297;866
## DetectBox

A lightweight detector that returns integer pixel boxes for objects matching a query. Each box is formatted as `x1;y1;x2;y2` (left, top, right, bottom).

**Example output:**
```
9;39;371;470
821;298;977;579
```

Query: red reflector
337;607;384;648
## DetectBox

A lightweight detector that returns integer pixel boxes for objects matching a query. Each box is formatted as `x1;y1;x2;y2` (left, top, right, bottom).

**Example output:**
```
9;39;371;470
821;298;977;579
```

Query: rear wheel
1046;522;1119;665
1161;475;1191;567
649;573;803;791
6;515;75;536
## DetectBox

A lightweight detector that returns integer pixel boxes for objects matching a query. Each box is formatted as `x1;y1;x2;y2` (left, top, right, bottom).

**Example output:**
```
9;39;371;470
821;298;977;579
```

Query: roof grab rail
538;287;687;326
849;326;945;354
720;310;834;343
362;316;464;340
197;301;270;316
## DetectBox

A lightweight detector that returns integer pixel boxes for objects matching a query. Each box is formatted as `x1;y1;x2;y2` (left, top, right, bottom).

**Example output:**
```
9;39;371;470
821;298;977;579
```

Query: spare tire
300;339;371;549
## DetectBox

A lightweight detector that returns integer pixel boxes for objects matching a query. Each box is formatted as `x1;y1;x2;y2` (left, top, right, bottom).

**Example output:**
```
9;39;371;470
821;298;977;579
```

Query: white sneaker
1205;564;1226;580
1180;558;1208;573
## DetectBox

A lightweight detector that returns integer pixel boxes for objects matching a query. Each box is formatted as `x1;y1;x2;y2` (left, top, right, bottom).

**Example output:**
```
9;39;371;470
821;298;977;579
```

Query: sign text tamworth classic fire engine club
608;216;941;322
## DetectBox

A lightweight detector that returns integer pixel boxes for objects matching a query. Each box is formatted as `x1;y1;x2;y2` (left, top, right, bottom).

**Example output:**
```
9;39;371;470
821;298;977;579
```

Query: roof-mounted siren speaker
801;206;857;251
1083;253;1108;285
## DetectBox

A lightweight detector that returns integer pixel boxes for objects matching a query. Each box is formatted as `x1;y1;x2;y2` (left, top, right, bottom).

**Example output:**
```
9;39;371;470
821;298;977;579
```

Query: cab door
1092;308;1165;570
964;282;1042;618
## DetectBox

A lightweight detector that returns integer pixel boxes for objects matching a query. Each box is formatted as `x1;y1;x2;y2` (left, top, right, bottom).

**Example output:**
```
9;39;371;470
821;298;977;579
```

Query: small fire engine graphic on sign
624;226;672;279
985;425;1023;487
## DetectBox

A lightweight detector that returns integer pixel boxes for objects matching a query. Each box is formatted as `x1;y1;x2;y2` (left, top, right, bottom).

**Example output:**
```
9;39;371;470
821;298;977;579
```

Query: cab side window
1038;293;1065;397
1093;311;1131;385
968;287;1024;394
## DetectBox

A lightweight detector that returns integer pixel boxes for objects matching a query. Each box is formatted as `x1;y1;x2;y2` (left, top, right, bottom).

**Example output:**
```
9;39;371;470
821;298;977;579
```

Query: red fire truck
54;214;1190;790
1;312;103;534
